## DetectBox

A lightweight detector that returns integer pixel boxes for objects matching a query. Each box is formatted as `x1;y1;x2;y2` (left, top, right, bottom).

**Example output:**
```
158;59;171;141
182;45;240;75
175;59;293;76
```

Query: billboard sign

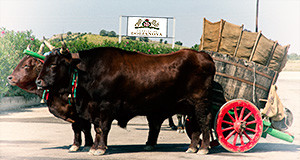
127;17;168;38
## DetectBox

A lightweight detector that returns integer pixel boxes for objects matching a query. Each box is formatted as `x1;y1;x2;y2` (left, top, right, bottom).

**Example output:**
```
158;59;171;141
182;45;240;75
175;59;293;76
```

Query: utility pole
256;0;259;32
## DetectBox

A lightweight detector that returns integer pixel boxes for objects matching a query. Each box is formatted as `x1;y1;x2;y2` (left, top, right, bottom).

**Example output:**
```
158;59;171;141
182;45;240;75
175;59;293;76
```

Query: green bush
98;39;180;54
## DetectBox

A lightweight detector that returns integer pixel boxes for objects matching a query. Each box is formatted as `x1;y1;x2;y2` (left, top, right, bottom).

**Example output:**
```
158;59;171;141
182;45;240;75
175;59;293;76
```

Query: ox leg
168;117;177;130
186;117;201;153
177;114;185;133
82;119;93;152
92;117;113;156
69;122;82;152
195;100;211;155
144;115;164;151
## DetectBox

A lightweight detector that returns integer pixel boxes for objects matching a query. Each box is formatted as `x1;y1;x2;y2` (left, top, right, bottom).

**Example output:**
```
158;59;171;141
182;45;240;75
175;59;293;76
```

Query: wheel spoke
246;120;257;126
233;133;239;146
245;127;256;133
243;112;252;121
243;131;252;141
222;120;234;126
239;107;246;120
227;112;236;122
225;130;236;140
239;134;245;145
222;126;234;132
234;106;238;120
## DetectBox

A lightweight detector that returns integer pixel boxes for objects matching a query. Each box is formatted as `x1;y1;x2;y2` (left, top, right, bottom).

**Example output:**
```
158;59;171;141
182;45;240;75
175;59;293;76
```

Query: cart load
199;18;290;72
193;18;294;153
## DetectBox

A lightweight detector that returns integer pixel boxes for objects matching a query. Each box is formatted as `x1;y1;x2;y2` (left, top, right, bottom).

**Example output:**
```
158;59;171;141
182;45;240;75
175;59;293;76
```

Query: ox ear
69;53;85;71
70;58;83;70
70;58;81;66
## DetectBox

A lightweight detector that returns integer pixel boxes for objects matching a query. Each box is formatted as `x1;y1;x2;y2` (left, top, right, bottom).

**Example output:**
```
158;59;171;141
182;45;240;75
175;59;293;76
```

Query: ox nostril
36;79;42;86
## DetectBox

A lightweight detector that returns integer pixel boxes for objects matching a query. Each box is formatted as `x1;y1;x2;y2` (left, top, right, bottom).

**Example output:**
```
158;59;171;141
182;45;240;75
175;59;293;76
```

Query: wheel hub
234;120;246;133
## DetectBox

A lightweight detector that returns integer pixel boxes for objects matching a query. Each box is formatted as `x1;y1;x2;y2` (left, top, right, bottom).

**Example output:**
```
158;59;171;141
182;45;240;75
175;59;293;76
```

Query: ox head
36;40;78;90
7;44;45;94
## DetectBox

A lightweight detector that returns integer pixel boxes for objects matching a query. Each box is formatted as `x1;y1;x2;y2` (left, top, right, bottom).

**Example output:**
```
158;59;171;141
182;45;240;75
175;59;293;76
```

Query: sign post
119;15;122;43
119;16;175;48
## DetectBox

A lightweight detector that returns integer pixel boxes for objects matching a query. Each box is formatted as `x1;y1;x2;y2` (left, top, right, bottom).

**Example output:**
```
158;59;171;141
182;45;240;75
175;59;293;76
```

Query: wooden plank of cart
186;18;294;153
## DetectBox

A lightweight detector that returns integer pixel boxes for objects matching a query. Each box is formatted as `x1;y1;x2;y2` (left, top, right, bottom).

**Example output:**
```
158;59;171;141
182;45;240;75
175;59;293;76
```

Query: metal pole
172;17;176;48
119;16;122;43
255;0;259;32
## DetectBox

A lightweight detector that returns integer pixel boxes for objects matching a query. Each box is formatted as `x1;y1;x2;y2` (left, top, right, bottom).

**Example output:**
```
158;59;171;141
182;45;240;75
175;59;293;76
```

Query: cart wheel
215;99;263;152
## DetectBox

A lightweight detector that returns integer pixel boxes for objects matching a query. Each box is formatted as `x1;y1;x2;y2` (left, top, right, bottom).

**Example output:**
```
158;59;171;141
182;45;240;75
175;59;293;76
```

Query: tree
67;31;72;35
175;41;183;46
140;37;149;42
288;53;300;60
127;36;136;40
191;44;200;51
159;39;163;43
108;31;117;37
99;29;108;36
164;40;168;44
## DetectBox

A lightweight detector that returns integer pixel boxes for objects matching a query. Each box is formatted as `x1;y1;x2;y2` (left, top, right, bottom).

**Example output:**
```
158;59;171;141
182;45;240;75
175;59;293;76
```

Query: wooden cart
185;18;294;153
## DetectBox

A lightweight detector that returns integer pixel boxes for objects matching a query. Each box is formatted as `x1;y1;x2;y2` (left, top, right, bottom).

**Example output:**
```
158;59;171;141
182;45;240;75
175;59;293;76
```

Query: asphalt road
0;71;299;160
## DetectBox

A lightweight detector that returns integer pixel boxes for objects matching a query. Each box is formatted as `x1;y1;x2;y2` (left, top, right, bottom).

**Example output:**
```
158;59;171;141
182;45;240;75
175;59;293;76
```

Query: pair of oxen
8;40;216;156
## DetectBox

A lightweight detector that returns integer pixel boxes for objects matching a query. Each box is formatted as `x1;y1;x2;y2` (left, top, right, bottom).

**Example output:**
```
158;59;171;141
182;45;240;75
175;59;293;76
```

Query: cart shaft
263;120;294;143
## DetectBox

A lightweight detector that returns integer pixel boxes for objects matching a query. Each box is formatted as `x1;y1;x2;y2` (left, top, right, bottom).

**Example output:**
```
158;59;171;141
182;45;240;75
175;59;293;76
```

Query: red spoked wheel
215;99;263;152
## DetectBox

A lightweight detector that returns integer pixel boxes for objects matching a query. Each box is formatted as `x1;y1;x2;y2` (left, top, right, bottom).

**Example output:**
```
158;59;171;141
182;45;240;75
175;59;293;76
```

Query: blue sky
0;0;299;54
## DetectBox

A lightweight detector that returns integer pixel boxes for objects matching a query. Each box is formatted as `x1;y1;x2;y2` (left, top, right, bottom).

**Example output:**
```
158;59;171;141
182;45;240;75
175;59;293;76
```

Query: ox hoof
82;146;91;152
88;148;96;155
144;145;155;151
177;127;185;133
93;149;106;156
197;149;209;155
69;145;80;152
186;147;197;153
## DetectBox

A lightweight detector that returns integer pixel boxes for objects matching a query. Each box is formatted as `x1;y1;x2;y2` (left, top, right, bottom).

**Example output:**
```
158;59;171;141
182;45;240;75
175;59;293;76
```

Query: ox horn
37;42;45;55
43;37;55;51
26;44;31;51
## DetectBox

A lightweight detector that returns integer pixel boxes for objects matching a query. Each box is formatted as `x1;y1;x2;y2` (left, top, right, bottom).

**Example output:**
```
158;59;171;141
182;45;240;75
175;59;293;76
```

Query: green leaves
101;39;180;54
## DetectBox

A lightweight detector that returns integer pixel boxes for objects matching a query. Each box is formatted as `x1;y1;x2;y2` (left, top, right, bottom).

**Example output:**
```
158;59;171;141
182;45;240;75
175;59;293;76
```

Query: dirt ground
0;71;299;160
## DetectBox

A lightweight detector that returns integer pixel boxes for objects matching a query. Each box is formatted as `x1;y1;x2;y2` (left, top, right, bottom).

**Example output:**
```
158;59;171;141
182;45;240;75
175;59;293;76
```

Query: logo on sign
127;17;167;37
135;19;160;30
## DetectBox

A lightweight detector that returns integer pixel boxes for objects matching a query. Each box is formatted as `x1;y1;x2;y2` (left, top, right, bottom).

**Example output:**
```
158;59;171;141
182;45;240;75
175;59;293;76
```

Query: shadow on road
42;143;190;154
41;142;300;155
209;142;300;154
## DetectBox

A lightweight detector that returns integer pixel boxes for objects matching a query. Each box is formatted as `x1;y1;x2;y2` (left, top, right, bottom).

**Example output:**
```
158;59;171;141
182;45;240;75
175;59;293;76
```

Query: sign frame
119;15;176;48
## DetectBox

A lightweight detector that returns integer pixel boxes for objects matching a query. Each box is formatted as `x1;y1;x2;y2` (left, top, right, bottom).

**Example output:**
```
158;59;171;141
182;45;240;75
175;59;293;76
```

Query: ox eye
23;65;30;69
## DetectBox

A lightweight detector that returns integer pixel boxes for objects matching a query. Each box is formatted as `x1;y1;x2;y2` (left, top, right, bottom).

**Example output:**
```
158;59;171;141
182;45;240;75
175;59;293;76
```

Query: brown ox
36;47;215;155
7;46;93;152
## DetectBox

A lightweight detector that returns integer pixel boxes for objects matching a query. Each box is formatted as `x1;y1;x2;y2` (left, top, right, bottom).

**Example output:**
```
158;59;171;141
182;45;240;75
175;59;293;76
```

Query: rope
252;62;256;104
68;69;78;105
